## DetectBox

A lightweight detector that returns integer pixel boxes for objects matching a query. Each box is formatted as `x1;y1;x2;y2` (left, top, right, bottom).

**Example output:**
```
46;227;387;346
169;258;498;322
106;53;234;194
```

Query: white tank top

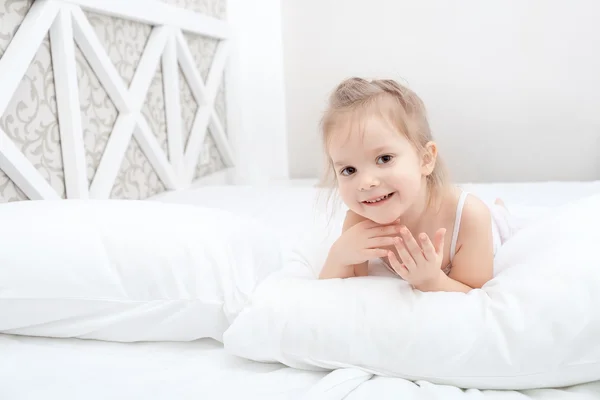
443;191;501;274
383;191;501;276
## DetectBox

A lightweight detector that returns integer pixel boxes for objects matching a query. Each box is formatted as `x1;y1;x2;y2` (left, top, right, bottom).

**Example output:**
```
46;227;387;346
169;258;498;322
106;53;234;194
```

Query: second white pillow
0;200;283;342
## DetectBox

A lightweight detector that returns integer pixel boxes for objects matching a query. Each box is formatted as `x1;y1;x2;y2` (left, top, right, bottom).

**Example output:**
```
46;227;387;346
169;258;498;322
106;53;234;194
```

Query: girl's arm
320;211;370;279
325;210;369;278
438;197;495;292
343;211;369;277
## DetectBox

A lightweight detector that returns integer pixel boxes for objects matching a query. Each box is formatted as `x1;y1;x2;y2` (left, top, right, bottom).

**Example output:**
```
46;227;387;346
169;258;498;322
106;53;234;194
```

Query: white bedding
3;180;600;400
2;334;600;400
0;335;323;400
0;335;600;400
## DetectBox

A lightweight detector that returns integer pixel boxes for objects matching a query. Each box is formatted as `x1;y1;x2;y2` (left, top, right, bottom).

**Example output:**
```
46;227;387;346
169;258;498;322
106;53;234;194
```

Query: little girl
318;77;516;292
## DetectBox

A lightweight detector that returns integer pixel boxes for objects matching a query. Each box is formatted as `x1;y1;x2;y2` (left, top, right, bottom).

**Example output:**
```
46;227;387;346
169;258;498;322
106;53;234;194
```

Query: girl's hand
331;219;403;266
321;220;402;278
387;226;447;290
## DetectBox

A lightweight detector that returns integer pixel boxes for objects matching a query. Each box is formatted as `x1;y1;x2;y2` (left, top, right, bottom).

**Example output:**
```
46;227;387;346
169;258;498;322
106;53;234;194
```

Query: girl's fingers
367;236;397;248
388;251;409;279
418;233;437;261
394;237;416;271
364;248;390;259
400;227;425;263
434;228;447;255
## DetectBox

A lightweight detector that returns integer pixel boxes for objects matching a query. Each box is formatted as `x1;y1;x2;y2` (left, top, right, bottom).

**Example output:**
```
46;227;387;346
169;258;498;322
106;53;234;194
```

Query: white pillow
223;194;600;390
0;200;282;342
157;185;349;278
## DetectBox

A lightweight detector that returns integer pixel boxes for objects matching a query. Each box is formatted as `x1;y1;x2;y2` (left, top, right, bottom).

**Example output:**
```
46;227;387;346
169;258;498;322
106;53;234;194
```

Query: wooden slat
174;30;208;106
162;31;184;176
71;6;130;112
134;116;178;190
73;8;168;113
128;26;169;112
205;40;230;102
62;0;229;39
182;40;230;181
78;19;168;197
0;128;59;200
0;0;60;115
125;26;177;189
209;110;235;167
50;6;89;199
221;24;244;185
88;114;137;199
184;106;212;182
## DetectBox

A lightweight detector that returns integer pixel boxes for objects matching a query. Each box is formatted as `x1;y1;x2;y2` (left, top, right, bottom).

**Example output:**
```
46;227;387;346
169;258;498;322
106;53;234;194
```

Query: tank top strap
449;191;469;264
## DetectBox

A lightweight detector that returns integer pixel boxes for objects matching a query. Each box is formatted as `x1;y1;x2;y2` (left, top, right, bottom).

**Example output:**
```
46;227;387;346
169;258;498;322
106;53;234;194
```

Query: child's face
328;115;428;225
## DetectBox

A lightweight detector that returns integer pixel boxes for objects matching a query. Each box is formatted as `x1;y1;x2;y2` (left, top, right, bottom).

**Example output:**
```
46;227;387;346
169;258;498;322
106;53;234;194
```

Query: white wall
226;0;289;184
282;0;600;182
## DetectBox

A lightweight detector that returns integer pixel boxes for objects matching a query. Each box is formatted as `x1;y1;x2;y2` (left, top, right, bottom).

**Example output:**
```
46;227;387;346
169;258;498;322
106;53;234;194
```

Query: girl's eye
377;155;394;164
340;167;356;176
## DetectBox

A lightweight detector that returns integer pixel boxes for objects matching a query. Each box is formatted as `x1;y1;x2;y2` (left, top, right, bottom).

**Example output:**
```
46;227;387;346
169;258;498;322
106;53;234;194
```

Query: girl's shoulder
443;186;491;223
453;190;494;251
445;189;496;288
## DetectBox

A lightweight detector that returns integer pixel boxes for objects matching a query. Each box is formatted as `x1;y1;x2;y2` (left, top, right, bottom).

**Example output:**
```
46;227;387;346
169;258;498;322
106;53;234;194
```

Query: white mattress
3;180;600;400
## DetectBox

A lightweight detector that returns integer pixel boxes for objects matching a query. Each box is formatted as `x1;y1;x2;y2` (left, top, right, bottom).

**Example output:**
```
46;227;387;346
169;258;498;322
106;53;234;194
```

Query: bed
1;0;600;399
2;181;600;399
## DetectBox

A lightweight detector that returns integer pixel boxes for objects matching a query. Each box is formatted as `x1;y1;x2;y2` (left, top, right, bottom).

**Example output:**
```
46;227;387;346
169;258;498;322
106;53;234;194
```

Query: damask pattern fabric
0;0;63;202
0;0;227;202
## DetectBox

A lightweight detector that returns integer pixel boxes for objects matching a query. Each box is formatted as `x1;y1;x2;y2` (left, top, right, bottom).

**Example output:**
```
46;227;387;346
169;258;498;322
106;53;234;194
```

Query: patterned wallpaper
0;0;227;202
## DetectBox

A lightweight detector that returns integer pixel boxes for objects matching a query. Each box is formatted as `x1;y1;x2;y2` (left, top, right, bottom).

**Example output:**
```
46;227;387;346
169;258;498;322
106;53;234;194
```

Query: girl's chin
352;204;404;225
374;217;400;225
362;213;401;226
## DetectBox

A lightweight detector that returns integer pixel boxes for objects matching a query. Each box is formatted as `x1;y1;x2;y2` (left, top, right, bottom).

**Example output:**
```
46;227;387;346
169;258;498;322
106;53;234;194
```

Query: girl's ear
421;141;438;176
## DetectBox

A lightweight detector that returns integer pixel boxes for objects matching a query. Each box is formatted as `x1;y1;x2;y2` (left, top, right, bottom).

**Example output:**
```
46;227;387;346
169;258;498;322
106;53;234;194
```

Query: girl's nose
359;178;380;192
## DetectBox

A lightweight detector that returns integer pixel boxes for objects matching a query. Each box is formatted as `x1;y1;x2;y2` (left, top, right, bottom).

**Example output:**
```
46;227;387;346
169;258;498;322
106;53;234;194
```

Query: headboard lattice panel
0;0;234;202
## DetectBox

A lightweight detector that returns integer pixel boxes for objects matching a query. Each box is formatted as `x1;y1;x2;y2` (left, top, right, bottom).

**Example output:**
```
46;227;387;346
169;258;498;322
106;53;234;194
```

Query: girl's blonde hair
318;77;450;211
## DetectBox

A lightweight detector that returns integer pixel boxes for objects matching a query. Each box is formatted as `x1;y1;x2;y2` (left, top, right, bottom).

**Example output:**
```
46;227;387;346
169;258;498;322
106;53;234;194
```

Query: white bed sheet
0;335;600;400
3;333;600;400
4;180;600;400
0;334;323;400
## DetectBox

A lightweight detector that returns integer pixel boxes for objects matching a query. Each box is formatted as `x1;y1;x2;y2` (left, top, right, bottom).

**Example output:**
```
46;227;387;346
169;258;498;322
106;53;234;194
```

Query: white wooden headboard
0;0;236;201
